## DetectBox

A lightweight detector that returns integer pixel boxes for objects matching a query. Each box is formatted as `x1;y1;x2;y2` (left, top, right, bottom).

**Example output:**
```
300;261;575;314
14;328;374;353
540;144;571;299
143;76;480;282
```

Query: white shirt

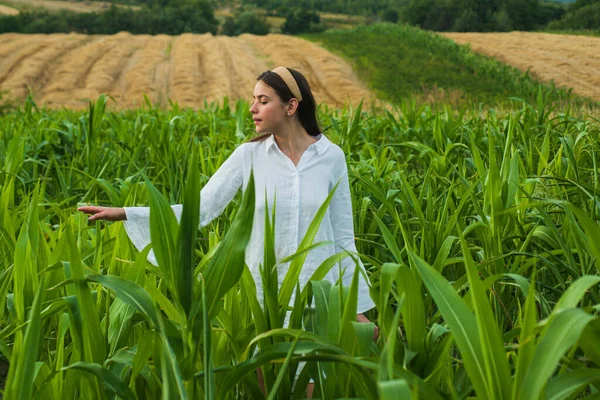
123;133;375;313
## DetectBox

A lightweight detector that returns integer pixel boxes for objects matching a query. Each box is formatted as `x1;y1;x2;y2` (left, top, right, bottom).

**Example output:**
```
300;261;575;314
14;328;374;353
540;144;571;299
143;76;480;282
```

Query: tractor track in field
0;32;377;109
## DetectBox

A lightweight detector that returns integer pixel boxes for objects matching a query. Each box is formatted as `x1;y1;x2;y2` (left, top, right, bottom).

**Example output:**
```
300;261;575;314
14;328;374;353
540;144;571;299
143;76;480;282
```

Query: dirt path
0;33;376;109
442;32;600;102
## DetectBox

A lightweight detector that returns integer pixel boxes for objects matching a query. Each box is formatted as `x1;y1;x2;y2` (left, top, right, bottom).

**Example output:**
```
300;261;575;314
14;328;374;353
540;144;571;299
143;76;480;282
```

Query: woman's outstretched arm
78;206;126;221
78;143;248;263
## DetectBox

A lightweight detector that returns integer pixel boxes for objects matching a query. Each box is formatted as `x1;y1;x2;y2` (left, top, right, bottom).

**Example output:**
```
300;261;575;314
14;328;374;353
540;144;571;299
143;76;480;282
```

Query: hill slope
306;24;597;107
442;31;600;101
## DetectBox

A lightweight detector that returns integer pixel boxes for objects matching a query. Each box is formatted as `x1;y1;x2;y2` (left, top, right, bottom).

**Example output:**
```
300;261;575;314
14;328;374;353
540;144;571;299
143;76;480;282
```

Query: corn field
1;94;600;399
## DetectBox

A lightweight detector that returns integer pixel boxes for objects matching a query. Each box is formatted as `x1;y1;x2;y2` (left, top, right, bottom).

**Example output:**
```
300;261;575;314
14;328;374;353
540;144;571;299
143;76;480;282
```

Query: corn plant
0;94;599;399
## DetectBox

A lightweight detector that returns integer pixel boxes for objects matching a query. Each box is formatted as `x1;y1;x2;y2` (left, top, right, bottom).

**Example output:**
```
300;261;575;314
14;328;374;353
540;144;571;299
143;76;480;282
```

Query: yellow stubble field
0;32;376;109
442;31;600;102
0;4;19;15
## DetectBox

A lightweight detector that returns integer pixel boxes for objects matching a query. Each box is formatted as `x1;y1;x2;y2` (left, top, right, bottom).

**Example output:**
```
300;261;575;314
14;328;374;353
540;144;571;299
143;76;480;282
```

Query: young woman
78;67;376;393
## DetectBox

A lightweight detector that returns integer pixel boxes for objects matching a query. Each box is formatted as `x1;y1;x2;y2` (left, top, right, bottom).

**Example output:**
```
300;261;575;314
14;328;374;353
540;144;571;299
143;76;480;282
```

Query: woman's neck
273;123;316;153
272;121;318;165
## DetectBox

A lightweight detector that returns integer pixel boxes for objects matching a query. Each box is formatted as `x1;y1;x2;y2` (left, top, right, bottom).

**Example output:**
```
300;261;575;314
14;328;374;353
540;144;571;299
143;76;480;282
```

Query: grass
305;23;598;110
0;94;599;398
540;28;600;37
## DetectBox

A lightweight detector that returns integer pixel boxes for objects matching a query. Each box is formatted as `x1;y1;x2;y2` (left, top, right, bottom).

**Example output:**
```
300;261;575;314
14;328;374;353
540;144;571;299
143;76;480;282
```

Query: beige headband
272;66;303;102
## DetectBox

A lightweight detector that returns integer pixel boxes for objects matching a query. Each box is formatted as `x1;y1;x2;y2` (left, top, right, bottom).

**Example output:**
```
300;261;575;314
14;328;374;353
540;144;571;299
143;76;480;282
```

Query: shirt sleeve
122;143;247;265
329;158;375;313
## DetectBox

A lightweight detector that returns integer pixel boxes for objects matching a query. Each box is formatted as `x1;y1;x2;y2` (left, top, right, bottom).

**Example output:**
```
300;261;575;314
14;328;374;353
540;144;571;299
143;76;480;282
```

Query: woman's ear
286;98;299;116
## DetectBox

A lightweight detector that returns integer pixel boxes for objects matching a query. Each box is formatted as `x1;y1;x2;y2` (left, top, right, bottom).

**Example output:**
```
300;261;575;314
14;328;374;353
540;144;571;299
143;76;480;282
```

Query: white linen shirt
123;133;375;313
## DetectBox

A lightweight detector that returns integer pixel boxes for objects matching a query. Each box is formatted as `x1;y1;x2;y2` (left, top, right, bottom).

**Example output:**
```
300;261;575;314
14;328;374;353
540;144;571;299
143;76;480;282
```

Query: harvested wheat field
0;4;19;15
442;31;600;102
0;32;376;109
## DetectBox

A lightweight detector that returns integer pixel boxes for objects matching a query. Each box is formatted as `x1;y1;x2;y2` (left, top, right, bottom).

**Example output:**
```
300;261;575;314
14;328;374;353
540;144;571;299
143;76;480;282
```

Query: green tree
221;10;270;36
381;8;400;23
282;8;325;34
493;7;513;31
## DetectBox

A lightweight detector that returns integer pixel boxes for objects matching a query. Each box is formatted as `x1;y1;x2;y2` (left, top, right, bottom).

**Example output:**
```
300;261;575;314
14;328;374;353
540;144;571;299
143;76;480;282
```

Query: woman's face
249;80;288;134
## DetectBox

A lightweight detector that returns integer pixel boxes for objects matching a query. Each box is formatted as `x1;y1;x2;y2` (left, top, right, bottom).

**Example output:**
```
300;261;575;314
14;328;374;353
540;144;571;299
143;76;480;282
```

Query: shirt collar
264;133;330;155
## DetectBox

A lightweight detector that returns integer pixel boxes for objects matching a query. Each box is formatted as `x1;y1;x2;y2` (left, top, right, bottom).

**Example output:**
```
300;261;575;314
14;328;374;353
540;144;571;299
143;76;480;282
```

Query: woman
78;67;376;393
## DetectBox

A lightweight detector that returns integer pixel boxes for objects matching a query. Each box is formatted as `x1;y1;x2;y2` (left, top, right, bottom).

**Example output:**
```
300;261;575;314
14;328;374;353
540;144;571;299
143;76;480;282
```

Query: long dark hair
250;68;320;142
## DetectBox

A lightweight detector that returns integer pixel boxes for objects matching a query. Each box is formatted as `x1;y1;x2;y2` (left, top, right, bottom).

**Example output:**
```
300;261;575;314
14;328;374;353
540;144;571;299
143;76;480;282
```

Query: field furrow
0;34;32;55
197;34;235;104
0;36;56;86
81;32;145;100
442;32;600;101
220;35;269;101
3;35;87;99
119;35;172;108
42;35;122;107
110;36;151;106
169;34;202;108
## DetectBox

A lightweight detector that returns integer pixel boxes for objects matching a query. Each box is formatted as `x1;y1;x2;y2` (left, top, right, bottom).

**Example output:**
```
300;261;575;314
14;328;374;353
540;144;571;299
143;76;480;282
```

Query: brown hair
249;68;320;143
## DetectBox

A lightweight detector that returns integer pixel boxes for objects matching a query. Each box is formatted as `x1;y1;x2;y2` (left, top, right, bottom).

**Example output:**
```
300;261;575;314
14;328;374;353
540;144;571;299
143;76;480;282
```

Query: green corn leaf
203;170;255;318
460;234;511;400
408;250;489;398
520;309;596;400
375;263;399;340
5;276;45;400
513;270;538;398
579;318;600;367
300;250;352;303
340;264;360;346
146;178;179;301
85;274;160;328
266;332;301;400
201;274;214;400
569;205;600;273
176;150;200;315
374;214;403;263
379;379;411;400
396;265;426;356
546;368;600;400
379;296;403;381
65;225;105;365
279;181;339;314
60;362;135;400
131;331;155;388
311;280;332;338
554;275;600;313
240;267;269;345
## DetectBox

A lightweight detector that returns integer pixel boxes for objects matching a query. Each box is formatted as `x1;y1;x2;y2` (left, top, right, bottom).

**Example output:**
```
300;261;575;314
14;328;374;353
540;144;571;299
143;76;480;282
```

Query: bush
381;8;399;23
281;8;325;34
221;10;270;36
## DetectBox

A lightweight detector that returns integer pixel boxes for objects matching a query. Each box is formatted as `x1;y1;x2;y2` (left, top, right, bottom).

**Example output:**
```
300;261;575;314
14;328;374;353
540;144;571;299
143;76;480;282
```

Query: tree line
0;0;218;35
0;0;597;35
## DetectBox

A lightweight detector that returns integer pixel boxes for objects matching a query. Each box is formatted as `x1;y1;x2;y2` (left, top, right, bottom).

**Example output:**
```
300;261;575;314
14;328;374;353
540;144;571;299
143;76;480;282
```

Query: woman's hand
78;206;127;222
357;313;379;340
